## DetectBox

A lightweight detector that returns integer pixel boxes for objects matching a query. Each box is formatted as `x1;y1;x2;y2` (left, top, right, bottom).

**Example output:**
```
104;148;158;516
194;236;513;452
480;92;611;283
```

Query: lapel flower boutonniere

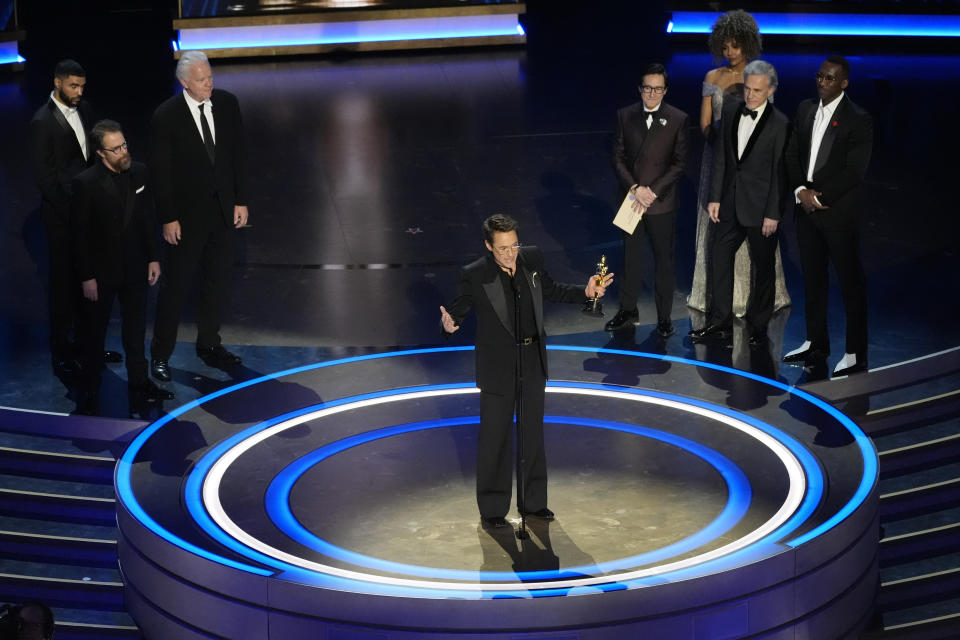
658;117;667;126
531;271;538;288
832;120;838;127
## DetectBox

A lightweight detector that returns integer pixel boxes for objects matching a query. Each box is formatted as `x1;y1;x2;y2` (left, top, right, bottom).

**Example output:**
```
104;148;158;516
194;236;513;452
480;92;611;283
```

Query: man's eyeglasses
493;243;521;255
103;142;128;155
640;85;666;95
815;73;841;84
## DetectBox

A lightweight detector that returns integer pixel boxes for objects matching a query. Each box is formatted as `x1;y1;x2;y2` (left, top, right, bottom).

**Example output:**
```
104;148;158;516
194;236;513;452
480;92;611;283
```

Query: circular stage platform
115;346;879;639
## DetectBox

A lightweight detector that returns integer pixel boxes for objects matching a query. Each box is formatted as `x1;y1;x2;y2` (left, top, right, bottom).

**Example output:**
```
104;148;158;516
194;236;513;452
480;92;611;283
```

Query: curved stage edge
115;346;879;639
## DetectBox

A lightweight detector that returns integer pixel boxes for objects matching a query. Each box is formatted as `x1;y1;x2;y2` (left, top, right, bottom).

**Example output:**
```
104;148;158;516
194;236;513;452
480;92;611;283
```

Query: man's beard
108;154;132;173
57;88;80;107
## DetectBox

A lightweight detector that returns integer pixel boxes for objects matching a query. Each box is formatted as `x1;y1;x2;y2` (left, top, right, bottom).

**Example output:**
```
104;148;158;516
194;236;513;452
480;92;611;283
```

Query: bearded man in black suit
690;59;789;347
783;56;873;377
607;63;689;338
440;215;612;529
71;120;171;414
29;59;104;373
149;50;249;382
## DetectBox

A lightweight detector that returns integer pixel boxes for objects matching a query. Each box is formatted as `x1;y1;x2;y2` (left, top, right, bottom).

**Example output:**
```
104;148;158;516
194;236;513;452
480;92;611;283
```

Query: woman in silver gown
688;10;790;316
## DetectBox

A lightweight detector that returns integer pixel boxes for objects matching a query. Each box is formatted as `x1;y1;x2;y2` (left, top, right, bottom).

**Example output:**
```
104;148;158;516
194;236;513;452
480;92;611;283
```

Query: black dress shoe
522;508;555;521
656;321;675;338
604;309;639;331
151;359;172;382
130;379;174;401
197;345;242;368
833;361;868;377
482;516;509;528
103;350;123;363
782;347;829;363
688;324;732;342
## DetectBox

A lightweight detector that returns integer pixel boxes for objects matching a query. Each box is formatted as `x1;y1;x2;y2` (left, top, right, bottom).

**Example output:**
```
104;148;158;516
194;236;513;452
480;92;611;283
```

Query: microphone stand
512;272;529;541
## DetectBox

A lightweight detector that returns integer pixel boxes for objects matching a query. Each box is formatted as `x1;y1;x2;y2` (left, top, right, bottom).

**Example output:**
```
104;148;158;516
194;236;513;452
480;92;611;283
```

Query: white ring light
200;386;806;591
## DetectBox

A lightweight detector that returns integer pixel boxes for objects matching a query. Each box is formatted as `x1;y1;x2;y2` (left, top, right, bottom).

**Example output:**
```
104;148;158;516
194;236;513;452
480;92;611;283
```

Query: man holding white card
608;63;689;337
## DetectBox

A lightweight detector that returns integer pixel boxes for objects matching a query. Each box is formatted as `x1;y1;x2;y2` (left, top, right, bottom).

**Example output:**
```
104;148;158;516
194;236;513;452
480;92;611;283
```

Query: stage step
0;471;116;525
0;557;124;610
875;423;960;479
878;470;960;521
51;606;141;640
0;515;118;566
0;430;115;483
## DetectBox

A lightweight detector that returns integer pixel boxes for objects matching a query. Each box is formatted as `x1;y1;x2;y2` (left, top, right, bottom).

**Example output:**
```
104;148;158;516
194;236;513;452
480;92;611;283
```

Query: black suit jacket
710;98;789;226
613;101;689;214
71;161;160;286
445;247;583;395
29;97;96;223
149;89;247;228
785;95;873;230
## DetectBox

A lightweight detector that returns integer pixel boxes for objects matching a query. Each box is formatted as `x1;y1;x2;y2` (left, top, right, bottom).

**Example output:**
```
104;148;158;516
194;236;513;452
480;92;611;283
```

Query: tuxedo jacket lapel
48;100;86;159
739;103;771;164
482;264;513;338
177;96;212;163
518;256;544;334
813;97;844;177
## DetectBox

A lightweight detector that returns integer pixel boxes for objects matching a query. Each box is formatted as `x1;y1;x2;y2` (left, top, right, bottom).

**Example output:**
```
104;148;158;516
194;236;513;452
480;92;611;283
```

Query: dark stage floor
1;7;959;419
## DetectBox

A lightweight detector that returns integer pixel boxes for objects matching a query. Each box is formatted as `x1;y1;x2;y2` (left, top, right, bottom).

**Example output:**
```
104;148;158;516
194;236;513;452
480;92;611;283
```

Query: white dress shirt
806;91;843;182
51;91;87;161
182;90;216;144
737;99;767;160
794;91;844;204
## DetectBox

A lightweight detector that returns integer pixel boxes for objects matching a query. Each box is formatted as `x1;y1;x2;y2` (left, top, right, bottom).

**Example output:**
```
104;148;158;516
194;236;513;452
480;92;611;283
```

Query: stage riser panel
115;348;879;638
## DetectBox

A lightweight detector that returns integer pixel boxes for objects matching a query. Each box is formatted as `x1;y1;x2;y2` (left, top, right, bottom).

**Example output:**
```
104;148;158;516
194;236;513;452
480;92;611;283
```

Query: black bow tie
741;106;758;120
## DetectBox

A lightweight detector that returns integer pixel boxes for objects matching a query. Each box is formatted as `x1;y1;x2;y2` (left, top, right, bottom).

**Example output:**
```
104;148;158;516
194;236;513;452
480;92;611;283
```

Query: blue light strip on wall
0;40;24;65
667;11;960;37
262;412;751;581
177;14;524;52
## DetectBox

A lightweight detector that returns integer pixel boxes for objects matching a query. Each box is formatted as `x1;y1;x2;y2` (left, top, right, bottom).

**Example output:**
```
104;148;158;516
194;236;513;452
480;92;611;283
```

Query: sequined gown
688;81;791;315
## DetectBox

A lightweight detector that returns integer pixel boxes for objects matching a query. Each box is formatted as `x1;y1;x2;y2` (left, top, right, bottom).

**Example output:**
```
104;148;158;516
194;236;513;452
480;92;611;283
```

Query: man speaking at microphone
440;214;612;529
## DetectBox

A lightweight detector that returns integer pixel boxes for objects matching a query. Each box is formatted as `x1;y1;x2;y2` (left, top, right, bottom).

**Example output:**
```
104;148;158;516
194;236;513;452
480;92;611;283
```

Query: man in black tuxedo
783;57;873;376
607;63;689;338
149;50;249;381
690;60;789;347
28;59;109;373
440;215;612;529
71;120;172;414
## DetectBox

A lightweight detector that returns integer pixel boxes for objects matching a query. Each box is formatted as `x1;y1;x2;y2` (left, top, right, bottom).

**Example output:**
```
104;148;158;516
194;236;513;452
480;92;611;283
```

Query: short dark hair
482;214;519;245
54;59;85;79
90;119;123;151
825;55;850;80
641;63;669;88
16;601;55;640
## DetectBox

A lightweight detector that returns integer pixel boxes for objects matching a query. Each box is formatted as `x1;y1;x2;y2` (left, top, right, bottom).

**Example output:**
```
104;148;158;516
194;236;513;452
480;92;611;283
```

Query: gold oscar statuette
582;254;608;316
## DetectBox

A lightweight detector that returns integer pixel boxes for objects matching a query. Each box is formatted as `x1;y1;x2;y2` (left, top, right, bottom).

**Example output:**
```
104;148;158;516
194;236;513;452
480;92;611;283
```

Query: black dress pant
796;208;868;359
41;211;79;361
619;209;676;324
477;342;547;519
151;201;234;360
77;277;148;392
709;213;777;331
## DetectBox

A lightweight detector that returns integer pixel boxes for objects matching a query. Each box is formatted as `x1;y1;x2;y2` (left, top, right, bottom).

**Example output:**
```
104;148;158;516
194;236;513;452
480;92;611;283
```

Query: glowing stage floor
115;346;878;639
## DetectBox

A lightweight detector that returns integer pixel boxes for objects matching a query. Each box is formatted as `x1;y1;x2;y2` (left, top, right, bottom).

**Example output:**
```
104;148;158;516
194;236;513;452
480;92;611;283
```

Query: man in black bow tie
607;63;689;337
690;59;789;347
71;120;172;414
783;56;873;376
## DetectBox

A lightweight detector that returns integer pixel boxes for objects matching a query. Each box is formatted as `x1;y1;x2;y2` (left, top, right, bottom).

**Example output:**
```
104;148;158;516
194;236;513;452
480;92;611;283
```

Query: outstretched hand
585;272;614;299
440;305;459;333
